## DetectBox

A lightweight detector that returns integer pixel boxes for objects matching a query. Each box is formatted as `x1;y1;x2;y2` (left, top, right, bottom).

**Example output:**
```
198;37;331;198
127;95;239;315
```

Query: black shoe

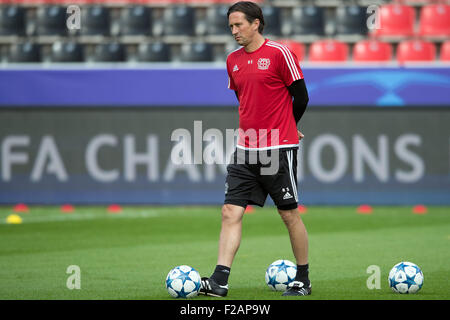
199;277;228;297
282;281;311;296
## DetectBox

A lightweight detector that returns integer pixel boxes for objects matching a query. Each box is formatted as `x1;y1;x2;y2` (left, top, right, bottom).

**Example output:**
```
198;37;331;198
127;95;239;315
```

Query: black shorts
224;147;299;210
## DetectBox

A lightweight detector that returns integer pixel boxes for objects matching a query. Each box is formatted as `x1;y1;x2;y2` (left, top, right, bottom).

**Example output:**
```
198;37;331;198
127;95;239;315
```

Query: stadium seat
352;40;392;62
309;40;349;62
179;42;213;62
335;5;368;35
440;41;450;61
8;42;41;62
404;0;432;3
419;4;450;37
0;5;26;36
120;5;152;35
137;42;171;62
50;41;84;62
163;6;195;36
81;5;111;36
291;6;325;36
396;40;436;63
374;4;415;37
206;5;229;35
120;5;153;36
277;40;305;62
36;5;67;36
261;6;281;36
91;43;126;62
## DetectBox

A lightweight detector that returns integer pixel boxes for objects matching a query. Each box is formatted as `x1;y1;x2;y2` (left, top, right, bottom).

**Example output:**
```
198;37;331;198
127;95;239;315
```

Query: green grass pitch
0;205;449;300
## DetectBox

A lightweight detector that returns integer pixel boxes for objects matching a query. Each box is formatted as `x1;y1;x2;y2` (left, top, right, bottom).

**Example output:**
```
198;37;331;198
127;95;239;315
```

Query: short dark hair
227;1;265;34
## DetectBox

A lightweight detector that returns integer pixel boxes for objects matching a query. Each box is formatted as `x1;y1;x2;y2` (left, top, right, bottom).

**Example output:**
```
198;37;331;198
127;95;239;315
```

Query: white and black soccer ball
388;261;424;294
265;259;297;291
165;265;201;298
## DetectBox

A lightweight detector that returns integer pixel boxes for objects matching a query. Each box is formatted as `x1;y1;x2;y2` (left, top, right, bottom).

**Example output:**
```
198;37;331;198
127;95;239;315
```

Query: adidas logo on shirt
233;64;239;72
283;192;293;200
282;187;293;200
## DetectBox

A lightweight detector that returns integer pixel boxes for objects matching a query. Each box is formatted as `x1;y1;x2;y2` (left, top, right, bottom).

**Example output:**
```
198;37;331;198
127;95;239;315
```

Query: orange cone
107;204;122;214
357;204;373;215
244;205;254;214
412;205;427;215
13;203;29;213
298;205;307;214
61;204;75;213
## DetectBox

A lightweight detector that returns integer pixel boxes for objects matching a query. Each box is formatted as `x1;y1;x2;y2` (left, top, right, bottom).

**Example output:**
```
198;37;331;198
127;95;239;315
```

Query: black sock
210;265;231;286
295;264;310;286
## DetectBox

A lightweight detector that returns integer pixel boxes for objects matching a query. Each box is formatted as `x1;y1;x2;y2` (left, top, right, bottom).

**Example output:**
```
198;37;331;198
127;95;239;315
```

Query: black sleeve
234;90;239;102
287;79;309;125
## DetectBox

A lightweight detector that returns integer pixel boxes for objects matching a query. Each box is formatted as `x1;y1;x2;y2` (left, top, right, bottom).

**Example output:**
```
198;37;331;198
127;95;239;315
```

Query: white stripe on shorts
287;150;298;202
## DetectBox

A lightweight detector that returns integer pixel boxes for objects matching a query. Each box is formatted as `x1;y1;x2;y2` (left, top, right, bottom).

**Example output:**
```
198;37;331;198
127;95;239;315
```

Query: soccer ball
165;265;201;298
265;259;297;291
388;261;424;294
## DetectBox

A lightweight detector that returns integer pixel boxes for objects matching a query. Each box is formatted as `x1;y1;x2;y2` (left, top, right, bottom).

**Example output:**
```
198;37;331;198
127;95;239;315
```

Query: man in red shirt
199;1;310;297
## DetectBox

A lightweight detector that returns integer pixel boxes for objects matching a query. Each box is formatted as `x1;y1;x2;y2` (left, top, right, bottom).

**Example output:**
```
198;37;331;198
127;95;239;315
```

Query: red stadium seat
352;40;392;62
278;40;305;62
374;4;415;37
397;0;431;3
396;39;436;63
308;40;348;62
419;4;450;37
440;41;450;62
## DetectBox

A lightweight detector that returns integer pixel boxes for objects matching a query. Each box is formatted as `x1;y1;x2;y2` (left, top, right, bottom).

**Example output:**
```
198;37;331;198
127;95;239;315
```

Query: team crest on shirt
257;58;270;70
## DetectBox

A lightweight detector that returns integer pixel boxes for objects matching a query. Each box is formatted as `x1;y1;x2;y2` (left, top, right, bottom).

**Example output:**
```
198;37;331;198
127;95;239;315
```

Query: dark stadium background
0;0;449;206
